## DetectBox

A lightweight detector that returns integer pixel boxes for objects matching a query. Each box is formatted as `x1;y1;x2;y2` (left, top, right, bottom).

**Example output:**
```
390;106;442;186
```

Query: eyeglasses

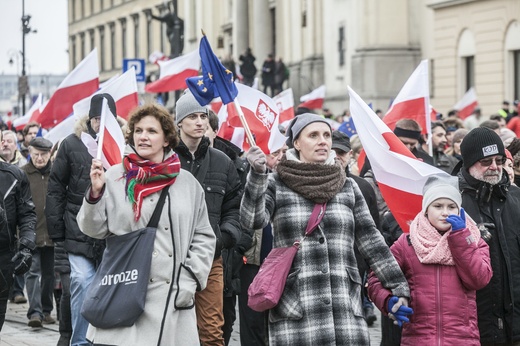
479;156;506;167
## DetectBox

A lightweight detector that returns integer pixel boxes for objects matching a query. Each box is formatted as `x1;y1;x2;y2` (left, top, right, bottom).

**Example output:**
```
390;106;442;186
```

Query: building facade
67;0;520;116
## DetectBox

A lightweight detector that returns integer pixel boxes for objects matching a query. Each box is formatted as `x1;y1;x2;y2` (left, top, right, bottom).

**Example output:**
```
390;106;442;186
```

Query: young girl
367;174;492;345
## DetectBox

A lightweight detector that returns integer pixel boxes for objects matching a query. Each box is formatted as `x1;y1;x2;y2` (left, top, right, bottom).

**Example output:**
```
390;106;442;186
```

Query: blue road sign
123;59;146;82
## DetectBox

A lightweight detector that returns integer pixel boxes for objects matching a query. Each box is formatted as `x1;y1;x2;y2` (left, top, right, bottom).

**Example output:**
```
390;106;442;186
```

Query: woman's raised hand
90;158;106;198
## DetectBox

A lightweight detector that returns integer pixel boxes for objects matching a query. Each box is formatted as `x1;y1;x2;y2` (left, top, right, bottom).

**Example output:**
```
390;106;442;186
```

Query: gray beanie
285;113;331;147
175;90;208;125
422;174;461;213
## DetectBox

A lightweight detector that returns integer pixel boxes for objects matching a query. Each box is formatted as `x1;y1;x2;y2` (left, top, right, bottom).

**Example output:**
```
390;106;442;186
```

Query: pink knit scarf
409;213;481;265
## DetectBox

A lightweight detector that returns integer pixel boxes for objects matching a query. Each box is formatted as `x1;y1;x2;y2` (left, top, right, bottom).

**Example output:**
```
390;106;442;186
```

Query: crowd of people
0;89;520;346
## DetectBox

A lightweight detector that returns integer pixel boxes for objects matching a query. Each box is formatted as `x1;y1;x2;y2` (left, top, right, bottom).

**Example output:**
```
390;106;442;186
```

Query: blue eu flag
186;33;238;106
338;117;357;137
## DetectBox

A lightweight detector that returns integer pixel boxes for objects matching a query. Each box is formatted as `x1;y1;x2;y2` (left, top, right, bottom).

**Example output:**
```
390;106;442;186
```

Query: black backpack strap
147;187;169;228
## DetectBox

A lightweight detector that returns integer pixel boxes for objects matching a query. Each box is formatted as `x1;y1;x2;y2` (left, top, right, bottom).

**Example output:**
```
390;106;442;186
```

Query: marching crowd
0;90;519;346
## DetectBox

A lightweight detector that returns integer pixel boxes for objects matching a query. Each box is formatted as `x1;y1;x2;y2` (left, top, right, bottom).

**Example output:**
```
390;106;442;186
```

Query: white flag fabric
349;85;447;232
453;87;479;119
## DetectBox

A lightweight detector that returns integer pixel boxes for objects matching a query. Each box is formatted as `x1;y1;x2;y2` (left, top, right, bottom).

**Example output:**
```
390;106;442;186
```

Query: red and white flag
73;68;139;120
273;88;295;123
31;49;99;128
453;87;478;120
13;93;43;131
218;83;286;154
383;60;433;135
349;85;446;233
298;85;326;110
145;49;200;93
81;98;125;169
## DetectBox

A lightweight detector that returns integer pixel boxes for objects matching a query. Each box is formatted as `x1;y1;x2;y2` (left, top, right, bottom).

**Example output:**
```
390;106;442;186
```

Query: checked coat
240;170;409;345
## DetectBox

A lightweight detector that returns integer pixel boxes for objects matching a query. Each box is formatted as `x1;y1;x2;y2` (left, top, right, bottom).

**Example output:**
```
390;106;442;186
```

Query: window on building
120;18;127;58
81;0;84;19
99;26;105;71
146;13;152;57
514;50;520;101
464;56;474;91
100;0;103;11
338;26;346;67
132;14;139;58
71;0;76;21
71;36;77;66
80;32;85;59
109;23;115;70
90;0;94;15
89;29;95;53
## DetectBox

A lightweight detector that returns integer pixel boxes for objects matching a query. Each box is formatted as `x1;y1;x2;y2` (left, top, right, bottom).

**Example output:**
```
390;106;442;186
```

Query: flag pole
232;99;256;147
96;100;107;160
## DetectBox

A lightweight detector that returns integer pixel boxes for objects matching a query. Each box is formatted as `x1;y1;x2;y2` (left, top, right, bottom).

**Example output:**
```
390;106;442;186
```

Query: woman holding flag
241;113;411;345
77;104;215;345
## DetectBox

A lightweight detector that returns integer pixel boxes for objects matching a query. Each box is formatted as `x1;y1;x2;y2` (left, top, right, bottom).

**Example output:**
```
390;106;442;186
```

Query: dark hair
479;120;499;131
490;114;504;122
507;138;520;157
207;110;219;132
431;121;446;131
125;104;179;151
23;121;40;136
395;118;422;132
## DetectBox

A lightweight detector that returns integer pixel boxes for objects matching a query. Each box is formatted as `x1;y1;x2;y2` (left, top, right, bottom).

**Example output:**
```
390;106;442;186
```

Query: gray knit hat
175;90;208;125
422;174;461;213
285;113;331;147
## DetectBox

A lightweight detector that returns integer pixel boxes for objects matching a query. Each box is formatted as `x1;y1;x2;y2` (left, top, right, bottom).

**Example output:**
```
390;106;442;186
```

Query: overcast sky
0;0;69;76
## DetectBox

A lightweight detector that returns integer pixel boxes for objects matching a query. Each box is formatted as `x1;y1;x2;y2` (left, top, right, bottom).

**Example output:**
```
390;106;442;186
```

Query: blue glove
446;208;466;232
387;296;413;327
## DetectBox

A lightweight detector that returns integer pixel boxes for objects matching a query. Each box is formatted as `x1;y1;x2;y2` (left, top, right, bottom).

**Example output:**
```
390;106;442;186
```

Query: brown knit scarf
276;156;346;203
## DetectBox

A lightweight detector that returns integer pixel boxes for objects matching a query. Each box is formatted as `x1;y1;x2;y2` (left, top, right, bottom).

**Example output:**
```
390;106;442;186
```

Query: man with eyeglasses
174;89;242;345
458;127;520;346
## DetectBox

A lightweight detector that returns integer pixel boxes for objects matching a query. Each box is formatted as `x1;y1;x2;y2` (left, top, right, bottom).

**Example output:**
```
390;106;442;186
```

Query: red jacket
368;229;492;346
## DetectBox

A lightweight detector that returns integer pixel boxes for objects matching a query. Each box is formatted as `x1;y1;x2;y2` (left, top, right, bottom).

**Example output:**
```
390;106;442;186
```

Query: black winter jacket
0;161;36;253
46;116;105;261
175;137;242;258
459;168;520;344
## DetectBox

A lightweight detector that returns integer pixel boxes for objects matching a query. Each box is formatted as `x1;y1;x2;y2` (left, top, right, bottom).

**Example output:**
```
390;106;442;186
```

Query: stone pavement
1;300;382;345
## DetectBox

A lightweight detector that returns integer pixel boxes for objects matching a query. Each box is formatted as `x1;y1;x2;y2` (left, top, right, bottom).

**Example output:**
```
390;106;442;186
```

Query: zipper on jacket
436;266;442;346
157;193;176;346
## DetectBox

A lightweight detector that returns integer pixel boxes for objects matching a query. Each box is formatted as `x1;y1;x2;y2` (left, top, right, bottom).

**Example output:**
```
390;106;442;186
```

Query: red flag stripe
383;97;428;134
102;130;123;166
115;92;139;119
457;101;478;120
32;78;99;128
144;69;199;93
298;98;324;110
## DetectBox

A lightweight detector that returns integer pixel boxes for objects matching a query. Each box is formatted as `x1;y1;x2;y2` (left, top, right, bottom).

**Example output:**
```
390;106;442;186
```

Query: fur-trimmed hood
74;114;127;139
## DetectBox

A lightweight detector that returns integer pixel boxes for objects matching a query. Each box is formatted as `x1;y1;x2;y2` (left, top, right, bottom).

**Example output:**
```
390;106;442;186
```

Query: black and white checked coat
241;170;410;345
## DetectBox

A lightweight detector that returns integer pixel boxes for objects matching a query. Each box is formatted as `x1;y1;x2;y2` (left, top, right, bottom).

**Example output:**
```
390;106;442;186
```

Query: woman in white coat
77;104;215;345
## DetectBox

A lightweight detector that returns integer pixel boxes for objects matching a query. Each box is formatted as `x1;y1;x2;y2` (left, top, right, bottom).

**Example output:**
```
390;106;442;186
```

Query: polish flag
73;68;139;119
349;85;447;233
31;49;99;128
383;60;433;135
81;98;125;169
273;88;295;123
13;93;43;131
218;83;286;154
145;49;200;93
44;115;77;145
453;87;478;120
298;85;326;110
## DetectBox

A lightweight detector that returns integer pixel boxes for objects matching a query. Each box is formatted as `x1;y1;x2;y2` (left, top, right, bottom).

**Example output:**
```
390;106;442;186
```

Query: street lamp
20;0;37;115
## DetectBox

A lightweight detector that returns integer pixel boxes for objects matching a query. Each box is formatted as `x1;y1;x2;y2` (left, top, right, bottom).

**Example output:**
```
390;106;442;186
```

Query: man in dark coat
458;127;520;345
261;54;276;97
0;129;36;331
46;94;119;345
174;90;242;345
22;138;56;328
239;48;257;87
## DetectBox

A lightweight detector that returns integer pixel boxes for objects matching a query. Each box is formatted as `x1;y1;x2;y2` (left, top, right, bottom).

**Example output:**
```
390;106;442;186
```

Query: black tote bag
81;188;168;329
